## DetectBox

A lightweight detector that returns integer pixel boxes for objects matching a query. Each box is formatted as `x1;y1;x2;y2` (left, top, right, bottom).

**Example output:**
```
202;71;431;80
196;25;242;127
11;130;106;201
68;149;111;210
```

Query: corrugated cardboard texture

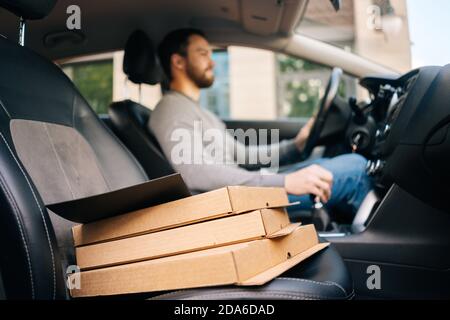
73;186;290;247
76;208;291;270
70;225;326;298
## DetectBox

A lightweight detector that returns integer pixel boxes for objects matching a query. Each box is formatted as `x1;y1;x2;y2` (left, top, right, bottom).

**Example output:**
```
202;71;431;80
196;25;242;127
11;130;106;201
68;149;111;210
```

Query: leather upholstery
0;33;146;300
109;30;175;180
0;11;352;300
123;30;162;85
0;0;56;20
109;100;175;180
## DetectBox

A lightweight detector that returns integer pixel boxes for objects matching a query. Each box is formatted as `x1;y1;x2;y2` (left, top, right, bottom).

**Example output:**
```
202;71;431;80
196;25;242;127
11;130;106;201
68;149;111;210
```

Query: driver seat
108;30;175;180
0;0;353;300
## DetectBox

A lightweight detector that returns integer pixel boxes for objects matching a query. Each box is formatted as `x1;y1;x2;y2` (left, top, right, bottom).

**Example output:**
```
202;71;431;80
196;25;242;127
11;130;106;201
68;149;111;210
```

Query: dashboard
358;65;450;211
361;70;420;160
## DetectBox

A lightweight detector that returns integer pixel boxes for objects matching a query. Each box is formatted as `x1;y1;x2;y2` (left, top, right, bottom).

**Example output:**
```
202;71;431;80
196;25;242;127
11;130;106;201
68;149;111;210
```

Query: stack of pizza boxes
69;186;328;298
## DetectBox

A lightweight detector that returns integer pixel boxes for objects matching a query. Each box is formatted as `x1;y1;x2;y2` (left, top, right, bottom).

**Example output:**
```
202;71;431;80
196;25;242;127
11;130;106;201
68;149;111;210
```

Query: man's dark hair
157;28;207;81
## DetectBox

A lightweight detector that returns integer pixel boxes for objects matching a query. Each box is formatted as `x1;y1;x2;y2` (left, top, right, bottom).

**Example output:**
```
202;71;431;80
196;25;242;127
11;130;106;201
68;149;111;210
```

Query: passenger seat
108;30;175;180
0;1;353;300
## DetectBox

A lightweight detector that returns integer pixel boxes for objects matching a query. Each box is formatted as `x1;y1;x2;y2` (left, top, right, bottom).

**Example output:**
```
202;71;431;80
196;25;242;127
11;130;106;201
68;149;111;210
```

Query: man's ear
171;53;185;71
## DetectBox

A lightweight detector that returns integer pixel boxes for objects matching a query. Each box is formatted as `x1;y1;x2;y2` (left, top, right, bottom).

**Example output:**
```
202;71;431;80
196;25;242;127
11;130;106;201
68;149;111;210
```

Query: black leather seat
0;0;353;300
109;30;174;180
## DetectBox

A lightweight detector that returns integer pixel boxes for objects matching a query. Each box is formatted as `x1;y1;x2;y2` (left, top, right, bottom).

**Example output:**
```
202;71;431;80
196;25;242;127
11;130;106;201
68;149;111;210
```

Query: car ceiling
0;0;308;60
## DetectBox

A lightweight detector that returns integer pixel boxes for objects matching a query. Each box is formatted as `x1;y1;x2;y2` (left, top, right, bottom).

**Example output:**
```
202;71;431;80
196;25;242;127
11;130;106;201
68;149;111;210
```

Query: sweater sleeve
235;136;302;170
149;103;286;192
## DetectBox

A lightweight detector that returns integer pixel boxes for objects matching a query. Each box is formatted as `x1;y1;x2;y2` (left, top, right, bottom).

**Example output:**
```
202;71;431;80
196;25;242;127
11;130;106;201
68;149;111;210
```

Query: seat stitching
149;290;187;299
277;277;348;295
0;174;35;299
178;292;335;300
0;132;56;300
153;291;323;300
151;288;353;301
0;98;11;119
151;277;350;300
148;290;355;300
325;281;348;296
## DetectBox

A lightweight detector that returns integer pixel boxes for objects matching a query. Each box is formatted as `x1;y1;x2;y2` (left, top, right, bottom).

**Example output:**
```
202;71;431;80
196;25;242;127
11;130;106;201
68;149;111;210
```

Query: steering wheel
299;67;343;161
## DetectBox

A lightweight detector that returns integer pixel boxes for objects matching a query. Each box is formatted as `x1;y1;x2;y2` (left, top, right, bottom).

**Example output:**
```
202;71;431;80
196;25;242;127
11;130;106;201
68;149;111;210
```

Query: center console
318;65;450;298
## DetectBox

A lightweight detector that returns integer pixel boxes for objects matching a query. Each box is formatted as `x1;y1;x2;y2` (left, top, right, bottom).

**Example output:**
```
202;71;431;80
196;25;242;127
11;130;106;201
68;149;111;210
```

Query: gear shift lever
310;195;333;232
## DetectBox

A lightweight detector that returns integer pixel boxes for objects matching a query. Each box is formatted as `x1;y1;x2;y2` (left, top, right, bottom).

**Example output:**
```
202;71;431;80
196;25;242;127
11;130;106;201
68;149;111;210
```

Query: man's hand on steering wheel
294;117;315;152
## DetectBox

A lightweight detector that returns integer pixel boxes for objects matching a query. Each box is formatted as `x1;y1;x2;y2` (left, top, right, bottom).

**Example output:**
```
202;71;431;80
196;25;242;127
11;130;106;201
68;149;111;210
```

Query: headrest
123;30;162;85
0;0;57;20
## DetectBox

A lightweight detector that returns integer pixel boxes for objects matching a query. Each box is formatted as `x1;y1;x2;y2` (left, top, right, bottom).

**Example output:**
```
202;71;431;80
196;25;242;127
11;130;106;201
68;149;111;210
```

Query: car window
62;59;113;114
200;46;358;121
60;51;162;115
200;50;230;118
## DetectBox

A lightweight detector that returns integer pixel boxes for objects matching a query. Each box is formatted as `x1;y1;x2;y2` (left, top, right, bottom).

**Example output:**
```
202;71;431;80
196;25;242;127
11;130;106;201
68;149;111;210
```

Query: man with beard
149;28;372;216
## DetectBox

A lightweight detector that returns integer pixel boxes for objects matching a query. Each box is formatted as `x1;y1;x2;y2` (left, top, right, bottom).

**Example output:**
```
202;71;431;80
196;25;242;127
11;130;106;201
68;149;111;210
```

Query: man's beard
186;64;215;88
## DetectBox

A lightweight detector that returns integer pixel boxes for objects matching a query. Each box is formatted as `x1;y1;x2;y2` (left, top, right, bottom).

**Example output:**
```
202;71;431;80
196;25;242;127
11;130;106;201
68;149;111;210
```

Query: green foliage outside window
283;80;320;118
277;54;349;119
277;54;329;118
63;60;113;114
278;55;325;73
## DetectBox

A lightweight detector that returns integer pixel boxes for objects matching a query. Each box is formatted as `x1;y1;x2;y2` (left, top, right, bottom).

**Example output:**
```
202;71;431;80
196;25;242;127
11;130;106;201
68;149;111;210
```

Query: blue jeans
281;154;372;218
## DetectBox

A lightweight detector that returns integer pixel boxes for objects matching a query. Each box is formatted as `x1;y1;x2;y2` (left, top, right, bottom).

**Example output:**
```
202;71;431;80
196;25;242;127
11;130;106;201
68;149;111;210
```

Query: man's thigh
278;157;330;174
287;154;370;215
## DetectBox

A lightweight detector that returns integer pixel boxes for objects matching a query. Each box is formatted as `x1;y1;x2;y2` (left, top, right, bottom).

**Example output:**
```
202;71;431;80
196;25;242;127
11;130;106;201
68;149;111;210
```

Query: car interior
0;0;449;300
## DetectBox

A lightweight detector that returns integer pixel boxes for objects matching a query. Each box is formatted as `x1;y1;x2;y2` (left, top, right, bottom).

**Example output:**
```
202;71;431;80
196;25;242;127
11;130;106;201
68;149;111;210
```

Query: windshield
296;0;450;73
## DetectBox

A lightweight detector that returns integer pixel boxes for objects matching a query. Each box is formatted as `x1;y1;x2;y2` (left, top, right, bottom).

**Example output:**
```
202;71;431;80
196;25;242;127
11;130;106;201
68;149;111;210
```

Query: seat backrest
109;100;175;179
108;30;175;179
0;1;148;299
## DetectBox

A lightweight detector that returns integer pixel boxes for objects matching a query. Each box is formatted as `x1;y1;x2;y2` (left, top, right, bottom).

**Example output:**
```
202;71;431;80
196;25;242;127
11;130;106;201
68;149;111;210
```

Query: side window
62;59;113;114
277;54;357;118
200;46;357;120
200;50;230;117
60;51;162;115
277;54;332;118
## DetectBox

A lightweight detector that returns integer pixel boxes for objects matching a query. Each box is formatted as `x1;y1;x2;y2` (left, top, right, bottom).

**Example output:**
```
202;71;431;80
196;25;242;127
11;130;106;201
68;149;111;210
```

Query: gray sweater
149;91;301;193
